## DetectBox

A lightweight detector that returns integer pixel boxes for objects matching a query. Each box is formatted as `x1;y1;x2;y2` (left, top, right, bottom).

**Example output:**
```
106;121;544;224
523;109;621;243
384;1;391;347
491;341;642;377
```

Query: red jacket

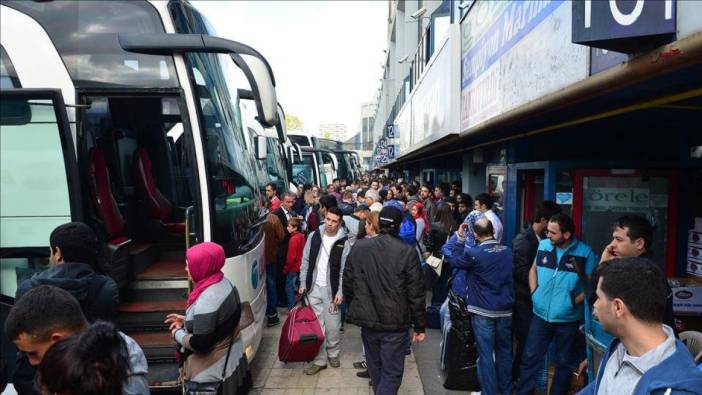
284;231;306;274
270;195;281;212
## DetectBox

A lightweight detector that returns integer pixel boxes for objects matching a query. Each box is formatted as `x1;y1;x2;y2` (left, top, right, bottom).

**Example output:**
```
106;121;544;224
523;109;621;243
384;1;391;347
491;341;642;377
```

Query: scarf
186;242;225;308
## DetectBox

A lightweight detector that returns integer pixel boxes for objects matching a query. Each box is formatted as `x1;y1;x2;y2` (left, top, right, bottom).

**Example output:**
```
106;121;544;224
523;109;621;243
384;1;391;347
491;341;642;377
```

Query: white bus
0;0;278;389
240;98;299;196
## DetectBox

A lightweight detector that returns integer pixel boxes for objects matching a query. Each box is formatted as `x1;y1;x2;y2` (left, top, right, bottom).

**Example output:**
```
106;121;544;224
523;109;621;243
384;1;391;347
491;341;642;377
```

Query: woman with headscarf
165;242;250;394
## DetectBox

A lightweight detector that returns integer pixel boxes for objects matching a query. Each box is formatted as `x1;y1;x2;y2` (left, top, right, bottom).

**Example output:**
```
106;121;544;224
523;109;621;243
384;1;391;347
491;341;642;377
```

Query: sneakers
356;369;370;378
328;357;340;368
266;315;280;327
304;364;327;375
353;361;367;369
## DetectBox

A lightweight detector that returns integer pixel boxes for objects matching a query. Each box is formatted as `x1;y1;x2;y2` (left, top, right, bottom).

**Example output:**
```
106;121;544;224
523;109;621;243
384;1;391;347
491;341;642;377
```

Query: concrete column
461;151;486;197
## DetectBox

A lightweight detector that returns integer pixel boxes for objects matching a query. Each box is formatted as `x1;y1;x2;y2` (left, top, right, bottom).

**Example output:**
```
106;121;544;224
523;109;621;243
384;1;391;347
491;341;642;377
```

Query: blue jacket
532;238;597;323
443;234;514;317
578;338;702;395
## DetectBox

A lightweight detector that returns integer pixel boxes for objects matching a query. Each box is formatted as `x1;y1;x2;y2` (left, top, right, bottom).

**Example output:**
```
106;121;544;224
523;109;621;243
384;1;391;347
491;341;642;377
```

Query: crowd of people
4;174;702;395
264;174;702;395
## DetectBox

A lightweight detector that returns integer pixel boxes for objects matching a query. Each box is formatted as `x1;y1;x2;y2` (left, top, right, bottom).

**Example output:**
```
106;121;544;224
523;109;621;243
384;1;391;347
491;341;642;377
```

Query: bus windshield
4;0;179;88
170;1;262;255
266;138;286;186
293;155;315;186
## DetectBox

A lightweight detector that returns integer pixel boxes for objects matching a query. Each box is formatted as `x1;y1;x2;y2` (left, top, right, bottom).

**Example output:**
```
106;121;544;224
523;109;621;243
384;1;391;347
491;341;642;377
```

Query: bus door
1;88;80;375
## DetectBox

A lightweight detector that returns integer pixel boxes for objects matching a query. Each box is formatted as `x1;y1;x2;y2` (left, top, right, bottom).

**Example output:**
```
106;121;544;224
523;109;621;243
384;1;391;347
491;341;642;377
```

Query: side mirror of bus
230;53;278;128
294;143;303;163
275;103;287;142
255;135;267;161
327;153;338;172
118;33;279;127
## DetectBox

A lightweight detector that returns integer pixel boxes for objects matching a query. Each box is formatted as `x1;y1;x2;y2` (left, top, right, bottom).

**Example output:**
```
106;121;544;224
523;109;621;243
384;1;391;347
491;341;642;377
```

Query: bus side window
1;98;73;249
0;46;21;88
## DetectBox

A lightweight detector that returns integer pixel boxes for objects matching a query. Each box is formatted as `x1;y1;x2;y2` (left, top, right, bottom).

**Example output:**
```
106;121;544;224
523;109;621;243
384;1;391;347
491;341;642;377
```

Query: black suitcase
441;290;480;391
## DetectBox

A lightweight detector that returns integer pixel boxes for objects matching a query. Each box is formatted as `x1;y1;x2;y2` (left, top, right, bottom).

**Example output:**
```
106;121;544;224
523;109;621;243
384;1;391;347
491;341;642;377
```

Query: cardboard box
671;276;702;315
689;243;702;261
690;230;702;245
688;257;702;279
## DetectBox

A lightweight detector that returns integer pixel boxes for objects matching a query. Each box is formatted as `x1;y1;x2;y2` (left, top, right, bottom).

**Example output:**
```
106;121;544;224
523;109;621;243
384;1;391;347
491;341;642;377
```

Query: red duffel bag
278;293;324;362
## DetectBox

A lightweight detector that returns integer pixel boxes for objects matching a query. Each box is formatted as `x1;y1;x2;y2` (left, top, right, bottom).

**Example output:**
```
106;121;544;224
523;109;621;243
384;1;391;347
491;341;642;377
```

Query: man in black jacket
511;200;561;381
12;222;119;394
343;207;426;395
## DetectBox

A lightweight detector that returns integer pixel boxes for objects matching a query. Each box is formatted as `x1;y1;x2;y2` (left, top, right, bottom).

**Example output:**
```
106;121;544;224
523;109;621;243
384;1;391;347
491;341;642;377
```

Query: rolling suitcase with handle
278;293;324;362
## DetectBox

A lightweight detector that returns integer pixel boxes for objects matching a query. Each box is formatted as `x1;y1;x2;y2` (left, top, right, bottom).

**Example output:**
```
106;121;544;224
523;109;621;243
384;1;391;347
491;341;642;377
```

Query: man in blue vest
299;206;351;375
517;213;597;395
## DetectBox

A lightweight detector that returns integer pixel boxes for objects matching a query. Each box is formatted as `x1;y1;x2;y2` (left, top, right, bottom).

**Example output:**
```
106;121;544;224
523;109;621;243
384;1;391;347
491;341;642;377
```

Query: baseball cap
354;204;370;212
379;207;403;230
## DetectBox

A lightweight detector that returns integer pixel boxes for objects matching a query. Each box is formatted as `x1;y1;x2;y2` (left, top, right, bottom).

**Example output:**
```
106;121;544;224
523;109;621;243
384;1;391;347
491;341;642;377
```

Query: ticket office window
574;171;676;274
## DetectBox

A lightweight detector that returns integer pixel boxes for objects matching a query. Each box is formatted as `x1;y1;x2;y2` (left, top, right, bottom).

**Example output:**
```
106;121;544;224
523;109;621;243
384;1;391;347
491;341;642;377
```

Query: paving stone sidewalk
249;308;424;395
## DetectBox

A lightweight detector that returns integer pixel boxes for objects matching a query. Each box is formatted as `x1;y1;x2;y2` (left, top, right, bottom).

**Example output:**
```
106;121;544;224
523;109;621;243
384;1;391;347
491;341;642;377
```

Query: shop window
487;165;507;218
556;171;574;217
577;174;672;269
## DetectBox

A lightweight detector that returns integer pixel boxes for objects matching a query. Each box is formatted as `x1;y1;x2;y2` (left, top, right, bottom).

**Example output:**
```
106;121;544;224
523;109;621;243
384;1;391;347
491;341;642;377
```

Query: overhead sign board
460;0;587;132
572;0;676;53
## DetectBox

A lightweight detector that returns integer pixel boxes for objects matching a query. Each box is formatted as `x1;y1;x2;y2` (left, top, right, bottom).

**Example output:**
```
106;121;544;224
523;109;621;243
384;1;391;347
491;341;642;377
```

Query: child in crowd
283;218;306;310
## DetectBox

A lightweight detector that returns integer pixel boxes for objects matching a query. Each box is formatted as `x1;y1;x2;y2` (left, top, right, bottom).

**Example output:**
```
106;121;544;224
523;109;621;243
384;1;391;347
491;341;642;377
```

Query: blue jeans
471;314;512;395
285;272;299;310
266;263;278;317
517;315;580;395
362;328;409;395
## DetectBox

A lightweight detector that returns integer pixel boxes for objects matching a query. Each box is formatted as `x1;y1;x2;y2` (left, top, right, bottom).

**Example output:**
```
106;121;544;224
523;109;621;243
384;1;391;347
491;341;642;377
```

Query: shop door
573;170;678;275
518;170;544;231
487;165;507;217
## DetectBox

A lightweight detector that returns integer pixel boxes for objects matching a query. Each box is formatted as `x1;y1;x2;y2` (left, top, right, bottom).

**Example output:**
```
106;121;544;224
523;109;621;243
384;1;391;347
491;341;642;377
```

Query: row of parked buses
287;131;363;188
0;0;358;391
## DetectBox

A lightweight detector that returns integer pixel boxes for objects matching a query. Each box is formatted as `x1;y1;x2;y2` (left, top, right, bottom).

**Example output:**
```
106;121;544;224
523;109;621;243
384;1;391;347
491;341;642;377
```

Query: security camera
411;8;427;19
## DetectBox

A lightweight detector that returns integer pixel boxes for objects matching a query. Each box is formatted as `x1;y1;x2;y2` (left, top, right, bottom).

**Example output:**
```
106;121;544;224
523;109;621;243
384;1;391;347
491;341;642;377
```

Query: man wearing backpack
13;222;119;394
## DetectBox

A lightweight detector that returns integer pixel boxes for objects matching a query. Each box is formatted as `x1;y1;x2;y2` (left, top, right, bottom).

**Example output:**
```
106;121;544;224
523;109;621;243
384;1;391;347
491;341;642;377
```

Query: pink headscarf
186;242;225;308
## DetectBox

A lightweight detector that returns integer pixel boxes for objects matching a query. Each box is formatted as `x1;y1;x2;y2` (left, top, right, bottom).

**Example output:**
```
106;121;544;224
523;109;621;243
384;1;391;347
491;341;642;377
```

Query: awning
387;32;702;168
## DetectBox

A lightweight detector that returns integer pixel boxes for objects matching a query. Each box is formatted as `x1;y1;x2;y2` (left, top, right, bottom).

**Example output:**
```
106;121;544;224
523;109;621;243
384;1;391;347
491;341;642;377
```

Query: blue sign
590;47;628;75
556;192;573;205
386;124;396;139
462;0;563;89
572;0;676;53
388;145;396;159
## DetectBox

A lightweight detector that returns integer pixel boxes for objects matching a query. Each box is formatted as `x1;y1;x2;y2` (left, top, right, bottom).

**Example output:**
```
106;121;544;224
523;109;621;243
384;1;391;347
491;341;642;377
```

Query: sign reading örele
572;0;676;53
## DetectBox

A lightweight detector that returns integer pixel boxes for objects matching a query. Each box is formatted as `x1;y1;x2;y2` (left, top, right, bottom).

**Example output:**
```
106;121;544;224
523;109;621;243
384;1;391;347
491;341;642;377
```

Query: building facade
373;0;702;281
317;123;348;142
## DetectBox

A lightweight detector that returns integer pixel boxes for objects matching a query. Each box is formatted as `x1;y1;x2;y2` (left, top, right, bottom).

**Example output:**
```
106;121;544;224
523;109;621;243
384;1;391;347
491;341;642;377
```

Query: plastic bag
442;290;480;391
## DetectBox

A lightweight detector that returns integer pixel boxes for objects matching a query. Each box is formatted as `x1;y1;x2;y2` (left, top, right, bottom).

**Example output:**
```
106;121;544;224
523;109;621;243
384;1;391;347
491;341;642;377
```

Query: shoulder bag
182;336;234;395
425;233;450;277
